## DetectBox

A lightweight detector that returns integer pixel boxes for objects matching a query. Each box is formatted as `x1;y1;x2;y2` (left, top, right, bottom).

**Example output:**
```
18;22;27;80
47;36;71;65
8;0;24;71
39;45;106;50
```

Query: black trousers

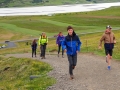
32;49;36;57
67;54;77;75
40;45;46;57
58;45;64;55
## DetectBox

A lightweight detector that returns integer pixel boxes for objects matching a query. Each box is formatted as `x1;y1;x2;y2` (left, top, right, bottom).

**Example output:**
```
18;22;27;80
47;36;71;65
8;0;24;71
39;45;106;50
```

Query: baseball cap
106;25;112;29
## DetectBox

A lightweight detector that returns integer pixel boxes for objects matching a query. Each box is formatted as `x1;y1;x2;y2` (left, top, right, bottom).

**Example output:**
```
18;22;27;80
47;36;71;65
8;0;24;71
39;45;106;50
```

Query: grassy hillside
0;0;120;8
0;56;55;89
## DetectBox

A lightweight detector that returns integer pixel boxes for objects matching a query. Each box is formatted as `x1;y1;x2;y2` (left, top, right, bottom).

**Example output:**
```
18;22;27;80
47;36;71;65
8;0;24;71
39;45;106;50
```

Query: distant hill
0;0;120;8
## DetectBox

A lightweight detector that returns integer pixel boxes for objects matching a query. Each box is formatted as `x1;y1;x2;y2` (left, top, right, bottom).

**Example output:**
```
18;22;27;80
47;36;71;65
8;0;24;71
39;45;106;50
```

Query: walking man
62;26;82;79
99;25;116;70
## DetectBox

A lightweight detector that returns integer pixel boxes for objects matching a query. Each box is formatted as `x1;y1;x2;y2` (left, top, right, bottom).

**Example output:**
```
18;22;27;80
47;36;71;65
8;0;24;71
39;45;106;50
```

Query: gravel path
6;53;120;90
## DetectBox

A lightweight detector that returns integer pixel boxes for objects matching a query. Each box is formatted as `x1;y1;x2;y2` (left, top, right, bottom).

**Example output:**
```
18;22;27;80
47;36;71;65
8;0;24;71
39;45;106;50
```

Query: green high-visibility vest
38;35;48;45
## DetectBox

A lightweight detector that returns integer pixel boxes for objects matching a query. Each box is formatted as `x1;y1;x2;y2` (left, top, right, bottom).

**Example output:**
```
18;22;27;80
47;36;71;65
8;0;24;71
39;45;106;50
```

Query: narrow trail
6;53;120;90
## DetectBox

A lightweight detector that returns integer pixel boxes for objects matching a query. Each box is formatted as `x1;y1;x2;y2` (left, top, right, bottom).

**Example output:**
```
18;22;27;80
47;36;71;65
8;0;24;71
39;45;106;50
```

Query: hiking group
31;25;116;80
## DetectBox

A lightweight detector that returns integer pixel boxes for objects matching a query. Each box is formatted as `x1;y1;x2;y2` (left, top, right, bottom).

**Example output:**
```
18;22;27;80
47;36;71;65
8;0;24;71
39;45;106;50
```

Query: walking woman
31;39;37;57
99;25;116;70
62;26;82;79
38;32;48;59
56;32;65;57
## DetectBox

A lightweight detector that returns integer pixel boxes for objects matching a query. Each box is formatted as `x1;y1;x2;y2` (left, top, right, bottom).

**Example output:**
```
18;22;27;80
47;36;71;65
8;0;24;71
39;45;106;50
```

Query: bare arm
113;33;116;44
99;34;105;46
99;34;105;49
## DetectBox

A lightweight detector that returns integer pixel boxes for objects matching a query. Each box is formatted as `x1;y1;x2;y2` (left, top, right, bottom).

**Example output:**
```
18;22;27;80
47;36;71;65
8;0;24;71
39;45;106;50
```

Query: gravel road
6;53;120;90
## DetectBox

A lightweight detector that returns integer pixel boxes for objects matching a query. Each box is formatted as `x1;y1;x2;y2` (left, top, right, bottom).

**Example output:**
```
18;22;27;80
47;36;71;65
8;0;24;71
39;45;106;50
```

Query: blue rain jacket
62;32;82;55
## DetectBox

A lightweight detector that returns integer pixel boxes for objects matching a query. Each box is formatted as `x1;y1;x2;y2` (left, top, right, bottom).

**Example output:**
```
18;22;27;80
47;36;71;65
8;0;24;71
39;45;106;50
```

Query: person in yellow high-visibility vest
38;32;48;59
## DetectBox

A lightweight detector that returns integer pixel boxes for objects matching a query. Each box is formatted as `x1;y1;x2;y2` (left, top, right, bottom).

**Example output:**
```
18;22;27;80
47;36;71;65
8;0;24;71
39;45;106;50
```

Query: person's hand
64;49;67;52
76;51;79;54
114;40;116;44
98;46;102;49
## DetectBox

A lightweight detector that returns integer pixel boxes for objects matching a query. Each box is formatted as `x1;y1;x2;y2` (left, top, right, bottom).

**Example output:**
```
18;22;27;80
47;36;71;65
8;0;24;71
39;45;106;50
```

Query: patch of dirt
0;33;14;40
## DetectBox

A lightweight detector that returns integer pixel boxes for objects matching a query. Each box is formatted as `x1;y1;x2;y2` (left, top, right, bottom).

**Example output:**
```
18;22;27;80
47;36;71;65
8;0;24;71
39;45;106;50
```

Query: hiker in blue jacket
56;32;65;57
62;26;82;79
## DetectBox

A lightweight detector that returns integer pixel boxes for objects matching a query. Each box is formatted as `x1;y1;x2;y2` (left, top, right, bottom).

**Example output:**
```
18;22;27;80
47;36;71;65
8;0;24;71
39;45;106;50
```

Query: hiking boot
70;75;74;80
41;57;44;59
40;54;42;57
72;66;75;69
107;66;111;70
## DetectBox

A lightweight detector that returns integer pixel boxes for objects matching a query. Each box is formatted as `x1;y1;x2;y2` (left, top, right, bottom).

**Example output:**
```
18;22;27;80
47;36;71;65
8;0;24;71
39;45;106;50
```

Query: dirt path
6;53;120;90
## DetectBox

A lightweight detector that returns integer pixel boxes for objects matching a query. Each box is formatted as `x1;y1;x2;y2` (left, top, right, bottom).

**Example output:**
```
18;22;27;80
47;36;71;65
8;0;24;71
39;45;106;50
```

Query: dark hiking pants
58;45;64;55
41;45;46;57
67;54;77;75
32;49;36;57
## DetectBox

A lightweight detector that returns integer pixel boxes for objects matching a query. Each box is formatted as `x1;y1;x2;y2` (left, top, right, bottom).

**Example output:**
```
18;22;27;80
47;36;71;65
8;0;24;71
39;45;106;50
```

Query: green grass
0;28;32;42
0;23;42;36
0;56;55;90
80;6;120;17
80;30;120;60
